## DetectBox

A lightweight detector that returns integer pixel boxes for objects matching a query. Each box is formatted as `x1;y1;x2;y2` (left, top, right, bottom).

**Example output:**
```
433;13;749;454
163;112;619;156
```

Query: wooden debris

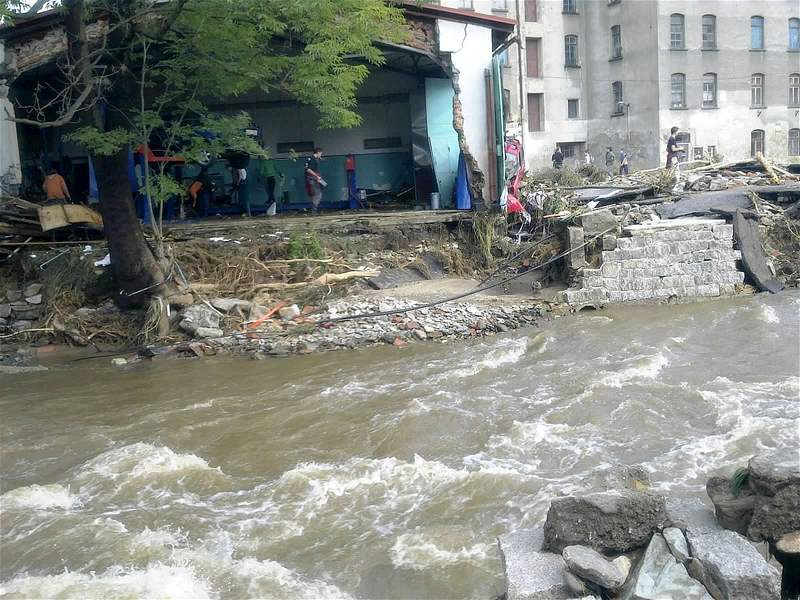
755;152;781;185
38;204;103;232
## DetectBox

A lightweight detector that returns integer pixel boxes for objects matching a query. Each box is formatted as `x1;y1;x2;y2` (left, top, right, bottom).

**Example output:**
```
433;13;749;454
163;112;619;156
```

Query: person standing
618;149;630;176
42;167;71;203
584;150;592;165
259;157;281;215
304;148;324;215
604;147;615;176
551;145;564;170
666;126;680;168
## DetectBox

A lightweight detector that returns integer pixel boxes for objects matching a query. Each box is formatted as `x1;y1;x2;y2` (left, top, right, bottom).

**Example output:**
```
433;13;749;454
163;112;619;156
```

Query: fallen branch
251;270;380;291
755;152;781;185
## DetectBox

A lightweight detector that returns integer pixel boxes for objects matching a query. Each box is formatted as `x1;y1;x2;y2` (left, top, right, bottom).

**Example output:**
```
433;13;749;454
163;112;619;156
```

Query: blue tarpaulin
455;152;472;210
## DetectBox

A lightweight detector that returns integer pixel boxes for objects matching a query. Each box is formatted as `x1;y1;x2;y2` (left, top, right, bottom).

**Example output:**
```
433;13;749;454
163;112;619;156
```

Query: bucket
430;192;441;210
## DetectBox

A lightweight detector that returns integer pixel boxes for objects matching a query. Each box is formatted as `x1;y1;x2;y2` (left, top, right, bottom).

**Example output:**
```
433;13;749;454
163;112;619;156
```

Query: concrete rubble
500;455;787;600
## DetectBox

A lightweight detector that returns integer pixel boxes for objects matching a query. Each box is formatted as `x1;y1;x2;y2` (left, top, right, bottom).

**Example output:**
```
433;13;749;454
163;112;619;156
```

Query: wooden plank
38;204;103;232
733;209;783;294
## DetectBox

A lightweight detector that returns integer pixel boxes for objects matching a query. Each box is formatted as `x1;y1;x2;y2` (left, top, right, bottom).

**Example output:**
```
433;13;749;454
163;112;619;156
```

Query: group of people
549;126;684;177
186;147;327;218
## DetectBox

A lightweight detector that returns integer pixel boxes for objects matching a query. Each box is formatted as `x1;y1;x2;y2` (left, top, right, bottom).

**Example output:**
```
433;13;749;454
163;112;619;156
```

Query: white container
430;192;440;210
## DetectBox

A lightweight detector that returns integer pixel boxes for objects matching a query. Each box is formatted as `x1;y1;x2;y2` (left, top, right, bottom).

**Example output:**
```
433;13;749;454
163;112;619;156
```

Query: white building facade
438;0;800;170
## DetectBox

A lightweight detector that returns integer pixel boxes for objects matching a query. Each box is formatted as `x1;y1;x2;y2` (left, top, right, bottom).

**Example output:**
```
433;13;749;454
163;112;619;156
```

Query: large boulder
577;208;620;237
686;527;781;600
543;491;667;554
562;545;626;590
620;533;712;600
748;450;800;497
498;528;571;600
747;484;800;543
664;497;720;534
706;476;755;535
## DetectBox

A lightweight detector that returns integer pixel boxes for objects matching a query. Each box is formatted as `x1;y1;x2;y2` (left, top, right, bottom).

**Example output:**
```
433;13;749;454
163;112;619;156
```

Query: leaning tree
2;0;408;335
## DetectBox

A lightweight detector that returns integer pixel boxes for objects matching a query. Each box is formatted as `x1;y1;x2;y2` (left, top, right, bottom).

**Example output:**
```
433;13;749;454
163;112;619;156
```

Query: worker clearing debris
304;148;326;215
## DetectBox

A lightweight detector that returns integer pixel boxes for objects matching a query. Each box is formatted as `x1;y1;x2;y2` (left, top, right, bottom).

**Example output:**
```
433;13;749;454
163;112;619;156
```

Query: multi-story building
440;0;800;170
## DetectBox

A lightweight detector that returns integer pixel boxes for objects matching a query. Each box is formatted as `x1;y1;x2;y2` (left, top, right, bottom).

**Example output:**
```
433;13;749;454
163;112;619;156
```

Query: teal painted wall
425;78;460;208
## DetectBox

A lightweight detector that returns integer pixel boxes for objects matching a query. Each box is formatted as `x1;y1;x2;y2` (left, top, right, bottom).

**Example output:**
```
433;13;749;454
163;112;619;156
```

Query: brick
601;261;621;276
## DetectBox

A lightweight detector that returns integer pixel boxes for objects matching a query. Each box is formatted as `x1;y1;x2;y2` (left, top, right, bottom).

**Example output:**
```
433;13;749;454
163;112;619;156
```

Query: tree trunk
94;147;166;308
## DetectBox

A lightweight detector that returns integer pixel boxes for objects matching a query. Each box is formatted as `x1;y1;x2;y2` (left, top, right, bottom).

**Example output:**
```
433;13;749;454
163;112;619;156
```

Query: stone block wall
560;219;745;305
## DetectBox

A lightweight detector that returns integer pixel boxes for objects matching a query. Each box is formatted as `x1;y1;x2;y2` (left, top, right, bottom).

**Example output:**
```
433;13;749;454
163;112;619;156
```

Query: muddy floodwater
1;292;798;599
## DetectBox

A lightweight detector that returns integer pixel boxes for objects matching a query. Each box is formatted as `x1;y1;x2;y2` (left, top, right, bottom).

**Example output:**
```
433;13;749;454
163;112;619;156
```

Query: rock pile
499;459;784;600
706;449;800;597
0;283;43;333
184;296;544;357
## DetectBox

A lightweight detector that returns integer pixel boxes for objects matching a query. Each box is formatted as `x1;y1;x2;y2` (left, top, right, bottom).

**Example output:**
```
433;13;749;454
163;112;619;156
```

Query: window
790;129;800;156
671;73;686;108
561;143;576;159
751;130;765;156
702;73;717;107
565;35;579;66
491;0;508;11
675;132;691;163
694;147;705;160
702;15;717;49
525;0;537;22
527;93;543;132
563;0;577;14
568;99;579;119
707;145;717;159
751;16;764;49
791;18;800;50
670;14;685;49
611;25;622;58
458;0;474;9
790;73;800;106
363;137;402;150
612;81;624;114
526;38;541;78
751;73;765;107
608;0;620;5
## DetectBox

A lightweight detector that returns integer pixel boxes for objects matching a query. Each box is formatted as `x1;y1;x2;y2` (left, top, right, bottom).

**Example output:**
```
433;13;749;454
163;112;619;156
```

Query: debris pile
499;454;787;600
0;283;43;334
0;196;43;240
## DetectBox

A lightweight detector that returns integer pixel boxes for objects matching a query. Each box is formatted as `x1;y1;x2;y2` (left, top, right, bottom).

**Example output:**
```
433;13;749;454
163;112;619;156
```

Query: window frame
524;0;537;22
567;99;580;119
702;15;717;50
751;73;765;107
563;0;577;15
612;81;624;115
491;0;508;12
751;16;765;50
789;129;800;156
789;73;800;106
670;14;685;50
670;73;686;109
790;18;800;50
702;73;717;108
750;129;765;157
611;25;622;59
564;34;579;67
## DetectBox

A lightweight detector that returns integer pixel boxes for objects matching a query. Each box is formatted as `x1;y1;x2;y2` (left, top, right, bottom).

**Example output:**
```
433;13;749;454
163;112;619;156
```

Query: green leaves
65;127;135;156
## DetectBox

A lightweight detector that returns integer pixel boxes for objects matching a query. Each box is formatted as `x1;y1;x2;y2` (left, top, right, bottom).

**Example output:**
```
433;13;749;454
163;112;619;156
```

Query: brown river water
1;291;798;599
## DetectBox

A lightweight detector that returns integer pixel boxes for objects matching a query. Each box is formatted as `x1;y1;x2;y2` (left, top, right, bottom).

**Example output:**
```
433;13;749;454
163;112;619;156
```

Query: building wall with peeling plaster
437;19;494;202
0;39;22;192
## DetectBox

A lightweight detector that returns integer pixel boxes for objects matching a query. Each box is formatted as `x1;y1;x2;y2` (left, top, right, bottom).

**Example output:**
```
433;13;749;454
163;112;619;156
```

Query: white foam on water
758;304;780;324
77;443;217;482
389;532;493;571
129;527;185;554
448;337;529;379
236;558;354;600
0;483;77;510
183;399;215;410
597;351;670;388
0;564;212;600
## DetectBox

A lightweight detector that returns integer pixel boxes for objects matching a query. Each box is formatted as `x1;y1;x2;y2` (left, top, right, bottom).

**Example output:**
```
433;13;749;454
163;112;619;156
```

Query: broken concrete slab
706;476;755;535
210;297;252;312
179;304;221;334
367;252;446;290
656;189;752;220
663;527;690;563
664;497;720;534
562;545;626;589
498;528;571;600
568;226;587;269
577;208;620;236
733;210;783;294
748;450;800;496
543;490;667;554
621;533;712;600
686;527;781;600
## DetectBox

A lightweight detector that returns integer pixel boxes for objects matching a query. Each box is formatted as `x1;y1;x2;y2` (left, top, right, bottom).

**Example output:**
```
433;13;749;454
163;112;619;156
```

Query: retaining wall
560;219;745;305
